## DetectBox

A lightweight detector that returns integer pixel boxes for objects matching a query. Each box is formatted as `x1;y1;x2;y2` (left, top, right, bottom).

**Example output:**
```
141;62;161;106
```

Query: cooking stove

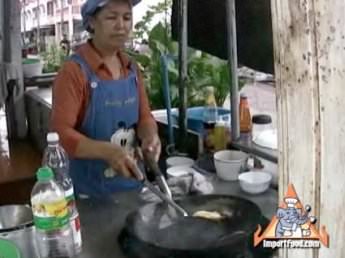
118;217;277;258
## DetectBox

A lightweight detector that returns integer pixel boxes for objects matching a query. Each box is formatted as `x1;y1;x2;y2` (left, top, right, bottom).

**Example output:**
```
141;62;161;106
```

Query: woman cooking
51;0;161;198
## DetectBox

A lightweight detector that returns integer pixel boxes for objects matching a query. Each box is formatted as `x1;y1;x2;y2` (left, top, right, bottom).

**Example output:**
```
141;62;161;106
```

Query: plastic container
42;132;82;254
22;58;43;78
171;107;231;134
31;167;75;258
252;114;272;140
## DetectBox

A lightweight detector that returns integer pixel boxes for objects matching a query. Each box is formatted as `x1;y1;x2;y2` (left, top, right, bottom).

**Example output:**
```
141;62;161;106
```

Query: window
32;7;37;19
47;1;54;16
40;5;45;14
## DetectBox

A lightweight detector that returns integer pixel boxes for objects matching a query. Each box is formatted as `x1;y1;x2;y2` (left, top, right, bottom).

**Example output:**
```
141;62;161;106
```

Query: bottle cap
47;132;59;143
252;114;272;124
37;167;54;182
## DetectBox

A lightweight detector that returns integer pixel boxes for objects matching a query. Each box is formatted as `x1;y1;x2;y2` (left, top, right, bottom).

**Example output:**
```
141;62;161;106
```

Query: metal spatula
143;153;173;199
141;153;189;217
142;179;189;217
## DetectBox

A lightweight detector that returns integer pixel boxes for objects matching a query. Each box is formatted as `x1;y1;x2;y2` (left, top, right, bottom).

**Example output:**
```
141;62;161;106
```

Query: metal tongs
141;153;189;217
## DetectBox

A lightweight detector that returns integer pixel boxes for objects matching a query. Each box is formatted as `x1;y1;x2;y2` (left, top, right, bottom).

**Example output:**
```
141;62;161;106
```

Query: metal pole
23;0;26;40
226;0;240;141
61;0;64;38
177;0;188;152
37;0;41;52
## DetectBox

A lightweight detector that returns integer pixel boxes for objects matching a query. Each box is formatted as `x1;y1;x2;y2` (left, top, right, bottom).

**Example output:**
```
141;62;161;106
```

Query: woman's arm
134;65;161;161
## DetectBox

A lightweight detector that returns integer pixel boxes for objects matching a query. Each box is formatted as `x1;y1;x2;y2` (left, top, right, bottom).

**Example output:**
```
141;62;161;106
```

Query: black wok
118;195;276;258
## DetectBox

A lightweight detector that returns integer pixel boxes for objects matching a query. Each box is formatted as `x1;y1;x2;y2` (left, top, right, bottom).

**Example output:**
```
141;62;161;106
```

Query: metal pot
0;205;39;258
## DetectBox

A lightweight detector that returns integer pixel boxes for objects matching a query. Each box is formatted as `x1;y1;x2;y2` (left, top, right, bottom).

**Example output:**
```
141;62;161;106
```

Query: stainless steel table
76;177;278;258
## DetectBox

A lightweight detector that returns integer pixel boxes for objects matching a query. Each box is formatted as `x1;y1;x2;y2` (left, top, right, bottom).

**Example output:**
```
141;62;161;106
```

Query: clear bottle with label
31;167;75;258
42;132;82;254
214;115;233;151
214;120;227;151
202;86;218;153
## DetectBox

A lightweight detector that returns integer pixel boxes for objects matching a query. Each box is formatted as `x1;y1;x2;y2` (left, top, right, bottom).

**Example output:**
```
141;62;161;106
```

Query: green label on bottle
34;214;70;230
32;199;70;230
66;194;75;202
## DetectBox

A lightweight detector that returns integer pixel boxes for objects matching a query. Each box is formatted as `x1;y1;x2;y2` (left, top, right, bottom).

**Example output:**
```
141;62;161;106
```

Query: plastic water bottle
42;132;82;254
203;86;218;124
31;167;75;258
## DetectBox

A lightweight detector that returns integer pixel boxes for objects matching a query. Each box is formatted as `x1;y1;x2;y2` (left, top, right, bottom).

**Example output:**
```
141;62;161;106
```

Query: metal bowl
0;205;39;258
0;205;33;233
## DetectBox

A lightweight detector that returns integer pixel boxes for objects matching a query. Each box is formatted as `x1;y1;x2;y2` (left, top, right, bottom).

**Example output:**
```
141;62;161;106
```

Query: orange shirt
50;41;157;157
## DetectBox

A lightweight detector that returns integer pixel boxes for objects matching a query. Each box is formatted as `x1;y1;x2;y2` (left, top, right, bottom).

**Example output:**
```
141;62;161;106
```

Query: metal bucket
0;205;39;258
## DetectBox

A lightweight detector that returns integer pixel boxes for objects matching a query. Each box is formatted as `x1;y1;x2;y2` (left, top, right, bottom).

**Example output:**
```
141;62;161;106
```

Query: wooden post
0;0;3;64
271;0;345;257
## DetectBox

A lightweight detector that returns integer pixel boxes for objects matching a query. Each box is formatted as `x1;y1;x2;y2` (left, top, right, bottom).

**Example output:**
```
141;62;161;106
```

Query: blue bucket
172;106;231;134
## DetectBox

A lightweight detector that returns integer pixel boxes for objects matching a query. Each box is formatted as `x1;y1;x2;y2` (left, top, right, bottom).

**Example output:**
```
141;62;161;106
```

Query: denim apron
69;54;142;198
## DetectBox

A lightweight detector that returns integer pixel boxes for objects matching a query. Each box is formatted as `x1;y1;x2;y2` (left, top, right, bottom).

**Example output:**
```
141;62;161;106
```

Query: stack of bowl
166;156;195;178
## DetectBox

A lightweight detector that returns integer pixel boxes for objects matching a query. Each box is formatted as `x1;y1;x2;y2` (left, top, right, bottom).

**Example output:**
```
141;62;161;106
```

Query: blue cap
81;0;141;32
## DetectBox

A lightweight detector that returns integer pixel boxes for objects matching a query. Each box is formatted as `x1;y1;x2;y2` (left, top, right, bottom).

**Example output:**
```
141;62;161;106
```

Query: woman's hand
105;144;143;180
141;133;161;162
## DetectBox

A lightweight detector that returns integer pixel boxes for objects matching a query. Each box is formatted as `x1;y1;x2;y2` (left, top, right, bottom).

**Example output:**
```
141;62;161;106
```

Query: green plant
41;44;66;73
133;0;172;44
129;1;243;110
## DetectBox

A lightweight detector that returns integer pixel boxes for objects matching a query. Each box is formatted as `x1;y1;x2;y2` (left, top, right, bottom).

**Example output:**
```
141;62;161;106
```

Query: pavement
223;81;277;130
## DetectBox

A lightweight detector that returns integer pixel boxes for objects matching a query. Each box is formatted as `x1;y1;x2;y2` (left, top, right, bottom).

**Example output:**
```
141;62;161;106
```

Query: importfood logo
254;184;329;249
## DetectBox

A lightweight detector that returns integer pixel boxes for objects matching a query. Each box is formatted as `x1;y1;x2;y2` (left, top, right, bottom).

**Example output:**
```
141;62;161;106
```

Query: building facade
20;0;86;49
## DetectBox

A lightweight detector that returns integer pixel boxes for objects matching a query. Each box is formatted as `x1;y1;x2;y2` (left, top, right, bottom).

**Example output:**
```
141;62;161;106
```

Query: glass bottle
239;93;252;142
202;86;218;153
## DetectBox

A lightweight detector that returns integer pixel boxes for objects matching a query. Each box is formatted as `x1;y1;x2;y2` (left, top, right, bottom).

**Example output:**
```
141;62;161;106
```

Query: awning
171;0;274;74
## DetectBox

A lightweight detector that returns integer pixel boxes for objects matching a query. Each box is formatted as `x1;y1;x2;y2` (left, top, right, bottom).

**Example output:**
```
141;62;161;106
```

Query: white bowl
166;156;194;168
238;171;272;194
166;165;194;178
213;150;248;181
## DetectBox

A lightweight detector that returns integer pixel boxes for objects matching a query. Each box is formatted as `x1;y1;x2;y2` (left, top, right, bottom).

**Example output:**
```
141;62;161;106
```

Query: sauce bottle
239;93;252;142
